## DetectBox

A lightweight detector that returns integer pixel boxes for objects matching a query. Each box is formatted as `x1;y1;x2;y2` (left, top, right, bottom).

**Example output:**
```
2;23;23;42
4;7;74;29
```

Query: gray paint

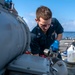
0;6;30;70
8;54;50;75
0;0;4;5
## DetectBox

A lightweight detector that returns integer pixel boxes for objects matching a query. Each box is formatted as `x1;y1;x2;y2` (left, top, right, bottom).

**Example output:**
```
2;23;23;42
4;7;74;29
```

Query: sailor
30;6;63;59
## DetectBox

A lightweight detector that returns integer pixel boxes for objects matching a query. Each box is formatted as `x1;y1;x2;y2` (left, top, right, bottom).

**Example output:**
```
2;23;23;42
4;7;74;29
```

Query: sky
12;0;75;31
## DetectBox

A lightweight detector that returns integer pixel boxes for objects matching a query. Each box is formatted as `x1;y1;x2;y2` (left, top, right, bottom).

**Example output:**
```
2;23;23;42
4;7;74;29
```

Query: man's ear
35;18;39;23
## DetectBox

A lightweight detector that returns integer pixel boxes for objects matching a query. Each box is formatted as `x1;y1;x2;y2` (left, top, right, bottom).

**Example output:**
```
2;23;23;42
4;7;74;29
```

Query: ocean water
63;32;75;39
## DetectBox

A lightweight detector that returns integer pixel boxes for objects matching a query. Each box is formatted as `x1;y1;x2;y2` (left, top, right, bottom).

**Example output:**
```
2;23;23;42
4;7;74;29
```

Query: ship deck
59;39;75;52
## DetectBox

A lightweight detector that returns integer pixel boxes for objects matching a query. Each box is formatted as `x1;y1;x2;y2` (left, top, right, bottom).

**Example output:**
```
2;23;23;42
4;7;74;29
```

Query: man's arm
56;33;63;41
50;18;63;52
33;54;39;56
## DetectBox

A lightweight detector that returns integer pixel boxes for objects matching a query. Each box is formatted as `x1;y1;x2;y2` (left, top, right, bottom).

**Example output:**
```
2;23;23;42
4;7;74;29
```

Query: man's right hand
33;54;39;56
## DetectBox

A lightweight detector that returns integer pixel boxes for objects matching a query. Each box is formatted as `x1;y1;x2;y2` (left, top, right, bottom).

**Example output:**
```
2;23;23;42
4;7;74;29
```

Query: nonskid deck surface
59;39;75;52
60;39;75;75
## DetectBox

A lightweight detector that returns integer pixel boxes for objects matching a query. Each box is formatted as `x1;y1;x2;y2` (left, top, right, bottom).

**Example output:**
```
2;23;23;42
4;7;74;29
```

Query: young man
30;6;63;58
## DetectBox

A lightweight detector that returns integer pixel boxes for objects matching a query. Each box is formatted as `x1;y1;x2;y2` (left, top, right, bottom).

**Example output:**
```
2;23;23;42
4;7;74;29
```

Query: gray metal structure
0;0;68;75
0;0;30;74
7;54;50;75
0;0;4;5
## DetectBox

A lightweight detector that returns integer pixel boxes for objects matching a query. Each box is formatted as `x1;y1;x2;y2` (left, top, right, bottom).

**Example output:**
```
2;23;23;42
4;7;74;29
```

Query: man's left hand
51;40;59;52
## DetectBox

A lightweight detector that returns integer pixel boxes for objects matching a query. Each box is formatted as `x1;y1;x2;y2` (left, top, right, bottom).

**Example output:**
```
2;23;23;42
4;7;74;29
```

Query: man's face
35;17;52;33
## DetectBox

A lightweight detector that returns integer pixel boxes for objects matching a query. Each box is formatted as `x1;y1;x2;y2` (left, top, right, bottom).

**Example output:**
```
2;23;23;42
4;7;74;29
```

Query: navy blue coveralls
30;18;63;57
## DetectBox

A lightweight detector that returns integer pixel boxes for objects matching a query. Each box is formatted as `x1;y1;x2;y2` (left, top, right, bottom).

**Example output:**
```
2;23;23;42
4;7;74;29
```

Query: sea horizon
63;31;75;39
64;31;75;33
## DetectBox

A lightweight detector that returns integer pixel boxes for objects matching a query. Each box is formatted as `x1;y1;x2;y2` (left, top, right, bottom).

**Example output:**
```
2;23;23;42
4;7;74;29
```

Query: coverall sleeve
54;18;64;34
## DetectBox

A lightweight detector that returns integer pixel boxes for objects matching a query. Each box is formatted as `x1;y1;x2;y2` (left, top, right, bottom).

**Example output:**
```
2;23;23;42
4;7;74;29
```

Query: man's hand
51;40;59;52
33;54;39;56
